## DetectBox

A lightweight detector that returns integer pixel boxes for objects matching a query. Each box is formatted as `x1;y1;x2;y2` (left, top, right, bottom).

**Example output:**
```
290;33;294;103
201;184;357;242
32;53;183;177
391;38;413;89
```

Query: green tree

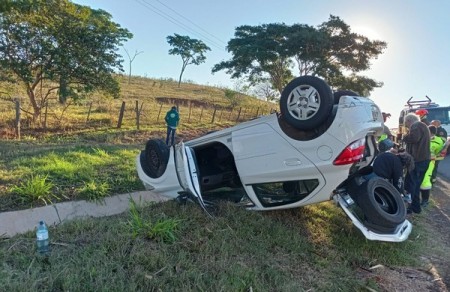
212;15;387;96
167;33;211;87
0;0;132;119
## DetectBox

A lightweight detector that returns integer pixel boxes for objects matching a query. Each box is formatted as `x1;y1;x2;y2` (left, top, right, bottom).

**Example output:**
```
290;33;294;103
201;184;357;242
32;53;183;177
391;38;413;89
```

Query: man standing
403;113;430;214
165;106;179;146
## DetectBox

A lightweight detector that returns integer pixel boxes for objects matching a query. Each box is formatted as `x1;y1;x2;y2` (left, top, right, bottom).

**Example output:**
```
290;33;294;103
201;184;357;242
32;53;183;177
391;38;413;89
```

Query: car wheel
279;76;333;131
333;90;359;104
140;139;169;178
358;177;406;228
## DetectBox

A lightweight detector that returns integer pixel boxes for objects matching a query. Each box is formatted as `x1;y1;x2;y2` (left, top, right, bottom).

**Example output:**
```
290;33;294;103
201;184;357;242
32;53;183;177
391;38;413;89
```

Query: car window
428;108;450;124
252;179;319;207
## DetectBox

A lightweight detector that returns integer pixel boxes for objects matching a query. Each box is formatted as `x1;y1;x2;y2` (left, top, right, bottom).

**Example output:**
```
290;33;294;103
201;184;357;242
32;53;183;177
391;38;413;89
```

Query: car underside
136;76;412;242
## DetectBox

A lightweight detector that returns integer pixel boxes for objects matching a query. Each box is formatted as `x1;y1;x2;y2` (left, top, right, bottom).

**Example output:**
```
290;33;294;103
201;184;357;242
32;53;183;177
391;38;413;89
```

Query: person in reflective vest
419;125;444;207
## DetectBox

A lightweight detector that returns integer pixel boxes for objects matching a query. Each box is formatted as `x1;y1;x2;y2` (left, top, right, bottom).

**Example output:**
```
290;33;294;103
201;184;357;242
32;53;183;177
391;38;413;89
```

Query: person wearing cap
403;113;431;214
415;109;430;125
164;105;180;146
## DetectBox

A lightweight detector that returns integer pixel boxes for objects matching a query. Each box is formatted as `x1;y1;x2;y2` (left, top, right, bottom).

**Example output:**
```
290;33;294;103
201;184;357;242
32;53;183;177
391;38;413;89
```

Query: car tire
358;177;406;228
280;76;333;131
333;90;359;104
140;139;170;178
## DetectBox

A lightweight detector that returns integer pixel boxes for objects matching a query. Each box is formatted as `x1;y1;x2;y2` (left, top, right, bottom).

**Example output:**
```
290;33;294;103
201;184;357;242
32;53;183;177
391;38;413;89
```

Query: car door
174;142;212;214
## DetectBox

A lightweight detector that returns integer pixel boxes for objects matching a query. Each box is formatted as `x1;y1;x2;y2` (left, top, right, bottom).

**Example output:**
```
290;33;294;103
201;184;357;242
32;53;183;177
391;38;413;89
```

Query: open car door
174;142;213;215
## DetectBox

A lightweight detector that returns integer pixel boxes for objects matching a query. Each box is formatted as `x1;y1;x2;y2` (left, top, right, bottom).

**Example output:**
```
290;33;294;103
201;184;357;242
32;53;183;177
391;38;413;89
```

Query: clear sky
72;0;450;128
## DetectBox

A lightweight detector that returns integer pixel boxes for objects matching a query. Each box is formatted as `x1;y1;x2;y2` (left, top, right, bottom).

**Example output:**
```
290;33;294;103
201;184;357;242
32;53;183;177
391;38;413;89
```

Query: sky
72;0;450;128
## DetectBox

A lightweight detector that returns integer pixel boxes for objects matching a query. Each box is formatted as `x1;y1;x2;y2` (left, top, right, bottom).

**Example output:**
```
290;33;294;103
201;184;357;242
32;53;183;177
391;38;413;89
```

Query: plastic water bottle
36;221;49;254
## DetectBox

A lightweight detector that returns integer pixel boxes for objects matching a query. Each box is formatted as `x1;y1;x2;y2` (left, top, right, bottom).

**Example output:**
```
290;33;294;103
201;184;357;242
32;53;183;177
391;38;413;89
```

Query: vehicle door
174;142;212;214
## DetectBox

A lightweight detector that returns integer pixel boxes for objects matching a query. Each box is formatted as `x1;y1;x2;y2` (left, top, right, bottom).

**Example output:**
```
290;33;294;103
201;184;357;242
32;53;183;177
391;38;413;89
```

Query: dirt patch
359;177;450;291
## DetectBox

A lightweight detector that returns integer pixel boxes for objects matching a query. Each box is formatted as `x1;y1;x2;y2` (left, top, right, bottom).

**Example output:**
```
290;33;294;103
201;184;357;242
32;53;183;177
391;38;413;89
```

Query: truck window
428;108;450;124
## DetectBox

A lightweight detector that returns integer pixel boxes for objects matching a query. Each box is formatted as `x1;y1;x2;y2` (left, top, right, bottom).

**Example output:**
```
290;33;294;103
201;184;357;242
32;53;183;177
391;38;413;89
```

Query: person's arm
402;124;421;144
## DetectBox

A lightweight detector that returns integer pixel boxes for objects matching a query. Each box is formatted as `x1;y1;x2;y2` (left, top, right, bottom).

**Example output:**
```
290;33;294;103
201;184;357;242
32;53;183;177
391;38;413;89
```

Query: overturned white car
137;76;411;242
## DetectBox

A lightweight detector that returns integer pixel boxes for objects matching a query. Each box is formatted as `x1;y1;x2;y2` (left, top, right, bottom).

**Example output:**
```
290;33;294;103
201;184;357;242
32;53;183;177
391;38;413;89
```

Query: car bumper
334;193;412;242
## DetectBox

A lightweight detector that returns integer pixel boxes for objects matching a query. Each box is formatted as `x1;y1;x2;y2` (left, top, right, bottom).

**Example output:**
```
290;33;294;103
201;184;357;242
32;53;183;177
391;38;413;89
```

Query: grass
0;138;145;211
0;200;429;291
128;199;181;242
9;174;58;206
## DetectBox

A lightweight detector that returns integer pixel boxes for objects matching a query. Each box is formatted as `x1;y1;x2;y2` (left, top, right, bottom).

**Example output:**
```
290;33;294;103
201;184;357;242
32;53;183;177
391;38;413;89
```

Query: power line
152;0;227;47
132;0;225;51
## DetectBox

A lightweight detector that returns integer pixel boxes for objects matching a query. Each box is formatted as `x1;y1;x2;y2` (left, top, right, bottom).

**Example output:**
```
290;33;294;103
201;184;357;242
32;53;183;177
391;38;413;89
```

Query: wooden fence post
135;100;144;130
86;102;93;124
117;101;126;128
157;104;163;122
43;102;48;130
211;106;217;123
188;102;192;123
236;107;242;122
255;107;260;118
14;98;21;140
199;107;203;122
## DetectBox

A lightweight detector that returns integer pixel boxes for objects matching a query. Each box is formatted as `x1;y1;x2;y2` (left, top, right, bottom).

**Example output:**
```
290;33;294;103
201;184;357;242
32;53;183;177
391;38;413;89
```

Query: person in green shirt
164;106;180;146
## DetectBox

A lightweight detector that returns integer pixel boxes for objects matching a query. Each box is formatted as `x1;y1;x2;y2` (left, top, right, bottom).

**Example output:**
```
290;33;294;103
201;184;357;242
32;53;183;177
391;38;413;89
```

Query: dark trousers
404;160;430;213
166;127;176;146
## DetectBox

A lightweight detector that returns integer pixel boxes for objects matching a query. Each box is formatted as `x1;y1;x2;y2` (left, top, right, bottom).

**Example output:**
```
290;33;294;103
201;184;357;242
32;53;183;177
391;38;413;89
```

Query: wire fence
0;98;277;139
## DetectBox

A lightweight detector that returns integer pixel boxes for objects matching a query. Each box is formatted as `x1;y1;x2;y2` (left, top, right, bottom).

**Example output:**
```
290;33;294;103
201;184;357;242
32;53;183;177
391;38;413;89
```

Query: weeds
9;174;58;205
77;181;110;201
127;199;180;243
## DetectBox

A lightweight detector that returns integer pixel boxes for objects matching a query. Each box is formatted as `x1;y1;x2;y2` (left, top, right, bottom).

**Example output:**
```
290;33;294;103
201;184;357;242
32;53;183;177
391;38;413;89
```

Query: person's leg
421;189;430;207
410;160;430;213
406;167;419;213
420;161;434;205
171;128;176;145
431;160;440;182
166;126;171;145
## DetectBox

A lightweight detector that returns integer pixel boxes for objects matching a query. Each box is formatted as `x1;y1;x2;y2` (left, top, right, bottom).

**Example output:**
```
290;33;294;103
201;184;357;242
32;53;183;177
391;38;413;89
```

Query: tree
0;0;132;119
252;81;278;102
123;48;143;84
167;34;211;87
212;15;387;96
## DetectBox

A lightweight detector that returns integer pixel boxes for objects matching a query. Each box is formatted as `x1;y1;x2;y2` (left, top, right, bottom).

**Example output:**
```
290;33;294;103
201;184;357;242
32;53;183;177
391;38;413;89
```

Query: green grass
9;174;58;206
0;200;429;291
0;138;145;211
128;199;181;242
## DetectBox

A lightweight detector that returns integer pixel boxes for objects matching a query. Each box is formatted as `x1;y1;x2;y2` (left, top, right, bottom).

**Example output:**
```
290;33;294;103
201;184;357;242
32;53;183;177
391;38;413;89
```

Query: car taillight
333;138;365;166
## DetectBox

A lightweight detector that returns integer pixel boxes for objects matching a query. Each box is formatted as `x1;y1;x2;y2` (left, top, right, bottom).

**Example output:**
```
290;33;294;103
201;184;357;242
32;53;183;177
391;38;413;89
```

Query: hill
0;75;276;139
